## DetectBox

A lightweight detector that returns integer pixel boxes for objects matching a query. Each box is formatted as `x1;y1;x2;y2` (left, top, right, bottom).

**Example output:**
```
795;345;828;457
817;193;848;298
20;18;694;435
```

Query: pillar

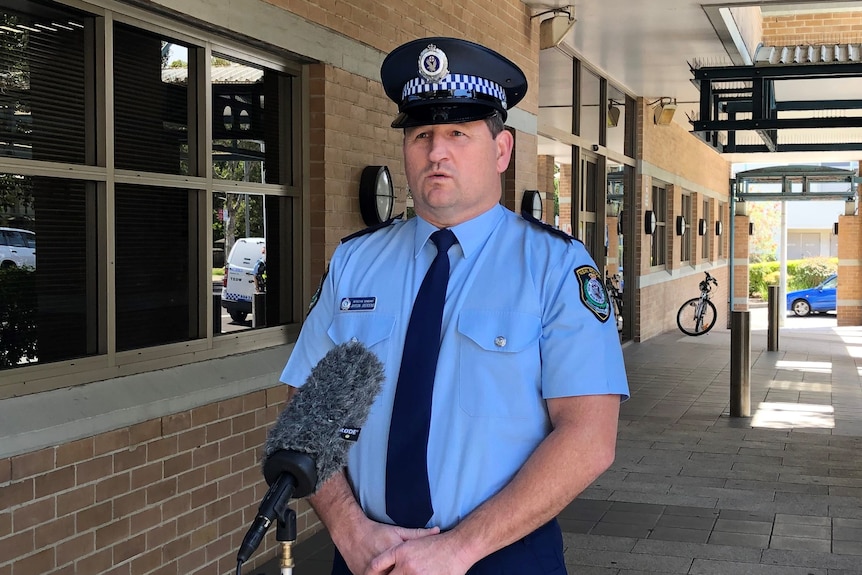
732;214;750;311
837;214;862;326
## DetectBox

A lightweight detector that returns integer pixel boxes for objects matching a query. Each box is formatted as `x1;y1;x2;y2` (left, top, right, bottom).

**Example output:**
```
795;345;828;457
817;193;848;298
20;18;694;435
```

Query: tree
748;201;780;263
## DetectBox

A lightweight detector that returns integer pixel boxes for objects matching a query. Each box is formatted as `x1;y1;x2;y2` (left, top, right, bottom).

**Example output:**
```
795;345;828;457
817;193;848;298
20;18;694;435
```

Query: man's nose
427;135;449;162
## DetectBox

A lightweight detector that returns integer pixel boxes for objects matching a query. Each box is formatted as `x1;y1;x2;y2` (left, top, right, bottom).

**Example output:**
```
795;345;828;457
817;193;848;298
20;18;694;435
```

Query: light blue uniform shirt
280;204;629;530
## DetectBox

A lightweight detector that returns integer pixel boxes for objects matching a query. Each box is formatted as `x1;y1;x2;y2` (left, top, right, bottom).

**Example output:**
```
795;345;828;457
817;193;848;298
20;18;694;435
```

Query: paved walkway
259;310;862;574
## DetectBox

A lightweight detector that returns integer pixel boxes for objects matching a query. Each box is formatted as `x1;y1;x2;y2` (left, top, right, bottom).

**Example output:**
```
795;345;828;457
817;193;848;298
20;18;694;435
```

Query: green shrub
0;266;37;369
748;257;837;298
787;257;836;291
749;261;778;298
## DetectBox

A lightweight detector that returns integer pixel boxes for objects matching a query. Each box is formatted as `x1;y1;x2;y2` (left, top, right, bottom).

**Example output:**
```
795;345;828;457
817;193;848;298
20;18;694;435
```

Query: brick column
537;155;555;225
732;214;750;311
606;215;620;275
558;163;573;236
837;214;862;326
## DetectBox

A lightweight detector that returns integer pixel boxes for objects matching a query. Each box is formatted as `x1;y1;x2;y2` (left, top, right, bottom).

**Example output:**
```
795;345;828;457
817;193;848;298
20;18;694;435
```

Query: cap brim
391;104;503;129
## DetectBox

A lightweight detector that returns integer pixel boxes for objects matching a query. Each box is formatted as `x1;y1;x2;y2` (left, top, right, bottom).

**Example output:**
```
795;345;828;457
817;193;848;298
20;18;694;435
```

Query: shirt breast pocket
457;309;543;418
327;312;397;364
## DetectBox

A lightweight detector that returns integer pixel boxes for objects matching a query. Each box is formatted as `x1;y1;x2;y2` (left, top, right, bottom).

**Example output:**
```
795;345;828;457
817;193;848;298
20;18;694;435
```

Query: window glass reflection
0;2;91;163
114;24;192;175
212;54;282;184
0;174;97;370
214;191;266;333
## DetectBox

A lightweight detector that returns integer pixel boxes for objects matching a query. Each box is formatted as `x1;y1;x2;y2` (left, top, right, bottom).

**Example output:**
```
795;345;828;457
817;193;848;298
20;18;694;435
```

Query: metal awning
690;44;862;154
733;165;860;202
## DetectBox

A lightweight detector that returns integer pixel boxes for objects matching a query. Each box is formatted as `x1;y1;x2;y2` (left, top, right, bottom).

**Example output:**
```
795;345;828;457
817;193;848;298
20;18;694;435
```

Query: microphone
236;340;385;565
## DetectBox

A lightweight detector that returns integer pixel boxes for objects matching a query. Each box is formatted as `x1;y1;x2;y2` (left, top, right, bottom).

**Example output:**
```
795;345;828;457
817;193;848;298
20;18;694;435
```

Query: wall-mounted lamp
533;6;576;49
359;165;394;226
607;100;622;128
749;222;755;236
833;221;839;235
651;97;677;125
644;210;657;235
675;215;686;236
698;218;707;236
715;221;723;236
521;189;544;220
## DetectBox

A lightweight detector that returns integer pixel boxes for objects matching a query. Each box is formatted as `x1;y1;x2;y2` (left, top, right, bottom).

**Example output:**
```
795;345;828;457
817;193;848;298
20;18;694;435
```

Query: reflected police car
786;274;836;316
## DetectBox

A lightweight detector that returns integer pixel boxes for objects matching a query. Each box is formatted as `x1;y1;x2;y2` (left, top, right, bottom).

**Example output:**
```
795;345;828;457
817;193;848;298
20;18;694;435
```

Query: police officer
279;37;629;575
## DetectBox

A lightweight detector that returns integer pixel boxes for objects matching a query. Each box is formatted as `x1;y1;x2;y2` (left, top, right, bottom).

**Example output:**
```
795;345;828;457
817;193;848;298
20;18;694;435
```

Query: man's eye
451;130;465;137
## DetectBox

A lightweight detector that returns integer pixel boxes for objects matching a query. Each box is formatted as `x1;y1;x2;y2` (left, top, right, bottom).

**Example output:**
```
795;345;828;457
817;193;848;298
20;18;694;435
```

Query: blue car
786;274;837;316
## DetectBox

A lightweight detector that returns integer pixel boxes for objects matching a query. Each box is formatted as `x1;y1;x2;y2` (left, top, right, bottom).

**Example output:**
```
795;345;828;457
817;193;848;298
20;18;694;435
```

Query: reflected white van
221;237;265;322
0;227;36;269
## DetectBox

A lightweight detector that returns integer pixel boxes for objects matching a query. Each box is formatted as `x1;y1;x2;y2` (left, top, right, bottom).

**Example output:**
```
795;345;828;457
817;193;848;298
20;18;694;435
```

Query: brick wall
639;267;730;340
537;155;555;224
307;63;406;284
264;0;539;115
633;97;731;341
837;214;862;326
733;215;751;311
0;387;307;575
763;11;862;45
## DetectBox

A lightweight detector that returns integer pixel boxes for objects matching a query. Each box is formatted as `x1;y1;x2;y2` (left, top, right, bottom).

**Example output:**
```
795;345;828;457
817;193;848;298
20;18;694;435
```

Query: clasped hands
342;519;475;575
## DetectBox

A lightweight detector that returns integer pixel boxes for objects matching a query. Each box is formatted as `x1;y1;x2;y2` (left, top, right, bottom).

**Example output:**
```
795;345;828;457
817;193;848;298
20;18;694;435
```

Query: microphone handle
236;472;298;564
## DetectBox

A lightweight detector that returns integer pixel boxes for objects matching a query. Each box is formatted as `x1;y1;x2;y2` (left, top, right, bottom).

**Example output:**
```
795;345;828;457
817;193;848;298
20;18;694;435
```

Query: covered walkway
275;312;862;574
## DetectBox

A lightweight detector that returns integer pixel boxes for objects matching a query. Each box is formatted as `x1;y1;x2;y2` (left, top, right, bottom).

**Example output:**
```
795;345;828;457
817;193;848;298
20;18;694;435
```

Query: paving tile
771;522;830;539
656;513;717;531
769;535;831;552
774;513;831;526
590;521;653;538
832;540;862;555
715;516;774;532
690;559;827;574
707;531;770;549
649;526;711;544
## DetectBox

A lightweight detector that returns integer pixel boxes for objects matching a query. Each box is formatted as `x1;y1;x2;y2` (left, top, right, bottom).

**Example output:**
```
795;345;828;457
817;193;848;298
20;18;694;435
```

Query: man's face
403;119;513;228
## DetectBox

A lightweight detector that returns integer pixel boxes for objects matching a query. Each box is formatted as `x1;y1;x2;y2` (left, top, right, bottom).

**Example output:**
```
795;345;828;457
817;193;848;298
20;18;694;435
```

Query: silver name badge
340;297;377;311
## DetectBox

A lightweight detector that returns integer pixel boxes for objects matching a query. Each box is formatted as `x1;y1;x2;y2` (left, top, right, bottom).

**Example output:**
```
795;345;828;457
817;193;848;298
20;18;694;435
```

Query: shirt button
494;336;507;348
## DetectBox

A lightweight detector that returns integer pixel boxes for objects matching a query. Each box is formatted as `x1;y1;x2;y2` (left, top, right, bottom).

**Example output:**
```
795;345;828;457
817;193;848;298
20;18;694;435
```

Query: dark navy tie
385;228;457;527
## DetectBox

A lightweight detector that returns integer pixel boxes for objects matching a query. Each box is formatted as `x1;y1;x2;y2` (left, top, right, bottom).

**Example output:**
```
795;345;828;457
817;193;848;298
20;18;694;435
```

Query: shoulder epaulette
341;213;404;244
520;210;576;243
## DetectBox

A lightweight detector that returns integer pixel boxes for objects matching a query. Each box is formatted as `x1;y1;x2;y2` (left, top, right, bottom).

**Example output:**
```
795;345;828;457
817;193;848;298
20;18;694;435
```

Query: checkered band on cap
401;74;508;109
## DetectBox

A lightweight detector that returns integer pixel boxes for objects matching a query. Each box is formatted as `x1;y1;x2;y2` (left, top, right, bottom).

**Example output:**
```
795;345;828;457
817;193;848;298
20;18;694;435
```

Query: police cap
380;37;528;129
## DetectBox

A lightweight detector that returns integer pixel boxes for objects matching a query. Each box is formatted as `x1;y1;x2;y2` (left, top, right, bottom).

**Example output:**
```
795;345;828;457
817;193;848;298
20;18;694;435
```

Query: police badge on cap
381;37;528;129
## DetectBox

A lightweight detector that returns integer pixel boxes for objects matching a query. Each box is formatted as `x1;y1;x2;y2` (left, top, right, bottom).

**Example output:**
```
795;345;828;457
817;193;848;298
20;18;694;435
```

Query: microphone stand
236;450;316;575
276;507;297;575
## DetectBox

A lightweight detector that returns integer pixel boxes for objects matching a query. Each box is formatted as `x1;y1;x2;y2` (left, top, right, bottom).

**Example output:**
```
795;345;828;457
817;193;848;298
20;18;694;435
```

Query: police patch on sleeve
307;265;329;316
574;265;610;323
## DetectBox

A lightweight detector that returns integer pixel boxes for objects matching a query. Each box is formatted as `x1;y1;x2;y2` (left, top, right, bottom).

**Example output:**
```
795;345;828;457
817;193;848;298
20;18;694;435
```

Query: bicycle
676;271;718;336
605;272;623;333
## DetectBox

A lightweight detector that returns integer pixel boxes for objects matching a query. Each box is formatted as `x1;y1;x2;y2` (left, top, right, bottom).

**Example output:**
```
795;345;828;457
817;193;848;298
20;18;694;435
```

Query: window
0;1;92;164
0;1;302;388
579;67;601;144
718;202;726;258
650;185;666;267
680;193;691;264
701;199;710;260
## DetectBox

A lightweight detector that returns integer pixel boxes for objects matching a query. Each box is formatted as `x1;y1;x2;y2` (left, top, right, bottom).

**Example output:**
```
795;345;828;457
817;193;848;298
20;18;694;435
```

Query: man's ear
495;129;514;173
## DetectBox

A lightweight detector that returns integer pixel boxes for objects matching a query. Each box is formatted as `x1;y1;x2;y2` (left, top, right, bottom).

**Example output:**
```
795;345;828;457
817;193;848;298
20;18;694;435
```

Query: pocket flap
457;310;541;353
327;313;396;347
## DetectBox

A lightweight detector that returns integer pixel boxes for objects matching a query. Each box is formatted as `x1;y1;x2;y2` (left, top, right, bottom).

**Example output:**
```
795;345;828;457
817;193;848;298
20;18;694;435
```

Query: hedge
749;257;837;299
